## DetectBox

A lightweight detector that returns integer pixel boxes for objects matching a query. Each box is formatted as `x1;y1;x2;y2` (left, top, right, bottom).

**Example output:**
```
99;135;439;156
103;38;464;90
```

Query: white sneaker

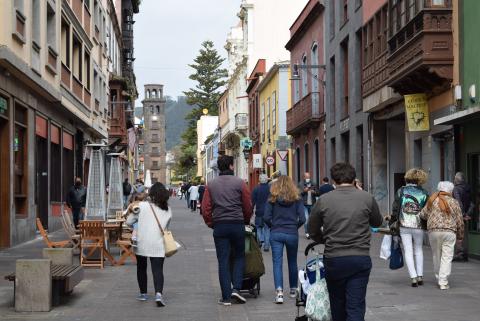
439;284;450;290
275;290;284;304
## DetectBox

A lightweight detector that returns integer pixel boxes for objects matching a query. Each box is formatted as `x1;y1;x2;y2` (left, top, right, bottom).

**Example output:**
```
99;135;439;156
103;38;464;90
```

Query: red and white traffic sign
277;150;288;161
265;156;275;166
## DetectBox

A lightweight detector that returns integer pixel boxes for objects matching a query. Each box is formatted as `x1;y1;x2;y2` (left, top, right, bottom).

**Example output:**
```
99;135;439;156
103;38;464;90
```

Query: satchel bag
149;203;178;257
305;256;332;321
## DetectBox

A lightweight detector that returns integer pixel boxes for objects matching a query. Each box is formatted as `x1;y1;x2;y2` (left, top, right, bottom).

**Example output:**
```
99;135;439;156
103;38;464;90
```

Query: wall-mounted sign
277;150;288;161
0;97;7;115
252;154;263;169
405;93;430;132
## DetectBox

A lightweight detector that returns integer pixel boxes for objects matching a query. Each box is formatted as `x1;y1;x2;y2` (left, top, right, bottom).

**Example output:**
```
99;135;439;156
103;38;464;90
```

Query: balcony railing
387;7;453;95
287;92;324;135
235;113;248;132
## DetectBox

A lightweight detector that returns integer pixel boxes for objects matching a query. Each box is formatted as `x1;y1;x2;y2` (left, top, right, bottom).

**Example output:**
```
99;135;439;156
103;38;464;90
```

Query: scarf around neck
426;191;452;215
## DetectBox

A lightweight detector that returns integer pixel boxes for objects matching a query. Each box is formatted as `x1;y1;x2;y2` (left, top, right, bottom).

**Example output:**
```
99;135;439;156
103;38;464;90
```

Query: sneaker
417;276;424;286
231;289;246;304
155;293;165;307
275;290;284;304
289;288;297;298
136;293;148;301
263;247;270;252
439;284;450;290
411;278;418;287
218;299;232;306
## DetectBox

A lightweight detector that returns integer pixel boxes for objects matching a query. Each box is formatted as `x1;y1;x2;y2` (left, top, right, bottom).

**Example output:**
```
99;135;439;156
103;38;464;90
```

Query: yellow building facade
258;63;292;178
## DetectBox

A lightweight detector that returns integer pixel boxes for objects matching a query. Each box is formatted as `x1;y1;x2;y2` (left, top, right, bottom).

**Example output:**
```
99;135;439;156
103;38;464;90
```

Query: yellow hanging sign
404;94;430;132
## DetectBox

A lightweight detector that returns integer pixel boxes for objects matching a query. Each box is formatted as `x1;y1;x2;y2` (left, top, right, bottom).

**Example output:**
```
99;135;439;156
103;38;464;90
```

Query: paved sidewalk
0;198;479;321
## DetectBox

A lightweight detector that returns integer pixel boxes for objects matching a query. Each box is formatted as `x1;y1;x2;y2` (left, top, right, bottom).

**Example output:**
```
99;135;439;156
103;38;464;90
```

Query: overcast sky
133;0;240;103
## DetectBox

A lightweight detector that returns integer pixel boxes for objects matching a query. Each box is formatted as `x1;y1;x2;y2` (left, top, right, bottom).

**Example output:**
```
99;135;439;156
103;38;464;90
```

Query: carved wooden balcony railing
286;92;324;136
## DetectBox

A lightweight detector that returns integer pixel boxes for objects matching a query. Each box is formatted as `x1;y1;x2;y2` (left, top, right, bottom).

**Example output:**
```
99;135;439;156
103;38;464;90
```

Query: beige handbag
149;203;178;257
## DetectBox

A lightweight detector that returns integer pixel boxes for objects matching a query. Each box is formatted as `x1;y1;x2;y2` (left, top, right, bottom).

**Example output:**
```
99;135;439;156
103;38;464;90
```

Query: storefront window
51;125;62;202
468;154;480;232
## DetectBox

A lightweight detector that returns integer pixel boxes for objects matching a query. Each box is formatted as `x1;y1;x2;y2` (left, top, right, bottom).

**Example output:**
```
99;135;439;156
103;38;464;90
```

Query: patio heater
107;153;123;220
85;144;107;220
144;169;152;189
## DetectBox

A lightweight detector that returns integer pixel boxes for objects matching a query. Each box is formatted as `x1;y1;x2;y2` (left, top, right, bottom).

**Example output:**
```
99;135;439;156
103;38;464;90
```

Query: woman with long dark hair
127;182;172;307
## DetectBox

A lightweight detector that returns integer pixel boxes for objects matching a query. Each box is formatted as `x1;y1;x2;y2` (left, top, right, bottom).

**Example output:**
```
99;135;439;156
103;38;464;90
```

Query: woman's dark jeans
324;256;372;321
213;223;245;301
136;255;165;294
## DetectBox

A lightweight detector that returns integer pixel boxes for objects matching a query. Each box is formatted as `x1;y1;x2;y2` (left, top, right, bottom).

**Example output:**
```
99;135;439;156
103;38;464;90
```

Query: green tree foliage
175;40;227;178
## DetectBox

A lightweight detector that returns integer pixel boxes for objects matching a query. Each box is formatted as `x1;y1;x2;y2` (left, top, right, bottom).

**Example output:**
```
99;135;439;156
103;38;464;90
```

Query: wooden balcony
387;7;453;95
363;51;388;97
286;92;324;136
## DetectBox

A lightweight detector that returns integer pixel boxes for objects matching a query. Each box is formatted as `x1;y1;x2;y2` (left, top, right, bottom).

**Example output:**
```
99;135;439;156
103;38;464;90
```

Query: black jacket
298;180;320;206
453;182;472;214
66;185;87;209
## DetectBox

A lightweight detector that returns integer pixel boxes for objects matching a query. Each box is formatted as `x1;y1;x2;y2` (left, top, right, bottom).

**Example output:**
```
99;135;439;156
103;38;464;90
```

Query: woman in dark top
264;176;305;304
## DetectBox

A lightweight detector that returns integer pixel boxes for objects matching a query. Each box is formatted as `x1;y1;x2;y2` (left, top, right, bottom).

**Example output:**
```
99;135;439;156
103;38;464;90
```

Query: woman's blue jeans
270;232;299;290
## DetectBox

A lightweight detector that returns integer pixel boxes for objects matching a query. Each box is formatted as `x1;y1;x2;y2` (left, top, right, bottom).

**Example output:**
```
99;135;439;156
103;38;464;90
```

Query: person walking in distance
318;177;335;196
391;168;429;287
264;176;305;304
419;181;464;290
126;182;172;307
252;174;271;251
452;172;472;262
123;178;132;209
308;163;383;321
66;177;87;228
198;180;206;215
298;172;319;239
188;182;199;212
201;155;253;306
185;181;192;209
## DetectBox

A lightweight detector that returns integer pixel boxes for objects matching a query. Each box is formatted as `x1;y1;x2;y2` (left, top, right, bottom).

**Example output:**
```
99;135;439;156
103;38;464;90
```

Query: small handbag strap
315;254;321;281
149;202;165;235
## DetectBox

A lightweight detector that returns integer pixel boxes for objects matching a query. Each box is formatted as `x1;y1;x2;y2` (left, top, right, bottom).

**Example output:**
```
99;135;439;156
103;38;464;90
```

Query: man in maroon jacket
202;155;253;306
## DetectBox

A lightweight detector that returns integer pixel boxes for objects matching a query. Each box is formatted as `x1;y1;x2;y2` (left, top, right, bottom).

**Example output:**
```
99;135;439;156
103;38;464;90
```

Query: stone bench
4;249;84;311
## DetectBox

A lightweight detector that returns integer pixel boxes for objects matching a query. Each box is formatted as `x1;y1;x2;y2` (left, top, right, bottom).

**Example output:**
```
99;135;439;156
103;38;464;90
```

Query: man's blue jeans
213;223;245;301
323;256;372;321
255;216;270;250
304;205;312;234
270;232;299;290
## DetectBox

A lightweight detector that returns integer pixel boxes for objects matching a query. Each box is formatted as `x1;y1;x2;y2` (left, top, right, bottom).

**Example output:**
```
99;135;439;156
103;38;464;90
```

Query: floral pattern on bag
305;257;332;321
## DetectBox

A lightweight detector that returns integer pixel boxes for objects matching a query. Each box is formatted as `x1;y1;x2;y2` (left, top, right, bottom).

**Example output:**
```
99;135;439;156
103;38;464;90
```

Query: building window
72;35;82;81
32;0;41;45
314;139;320;184
51;125;62;202
156;105;160;114
272;91;276;134
330;56;336;125
341;132;350;163
311;44;319;93
293;68;300;104
84;51;90;90
267;98;271;143
343;0;348;23
152;133;159;141
329;0;336;38
304;143;310;173
302;55;308;97
414;138;423;168
13;0;26;41
14;102;28;217
61;18;70;67
152;161;159;168
356;126;364;183
46;3;56;50
432;0;445;6
152;147;159;155
261;102;265;142
341;39;349;118
296;147;301;183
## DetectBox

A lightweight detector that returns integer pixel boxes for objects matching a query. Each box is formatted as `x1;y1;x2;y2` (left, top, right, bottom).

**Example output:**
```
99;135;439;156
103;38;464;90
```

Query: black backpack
123;182;132;195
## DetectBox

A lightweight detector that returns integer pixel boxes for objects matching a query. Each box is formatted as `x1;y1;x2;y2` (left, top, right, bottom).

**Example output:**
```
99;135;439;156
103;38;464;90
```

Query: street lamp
291;64;326;84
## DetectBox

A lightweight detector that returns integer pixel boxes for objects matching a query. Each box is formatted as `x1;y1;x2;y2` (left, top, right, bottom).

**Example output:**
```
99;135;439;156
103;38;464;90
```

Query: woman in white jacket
127;182;172;307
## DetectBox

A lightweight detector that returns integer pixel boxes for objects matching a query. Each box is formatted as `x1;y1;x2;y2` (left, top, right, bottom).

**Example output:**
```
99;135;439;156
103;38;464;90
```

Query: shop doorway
468;153;480;232
387;120;406;212
0;117;10;248
36;135;49;228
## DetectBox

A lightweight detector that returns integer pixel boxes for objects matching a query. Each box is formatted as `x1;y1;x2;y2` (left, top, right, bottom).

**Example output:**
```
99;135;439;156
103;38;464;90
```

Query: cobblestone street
0;199;478;321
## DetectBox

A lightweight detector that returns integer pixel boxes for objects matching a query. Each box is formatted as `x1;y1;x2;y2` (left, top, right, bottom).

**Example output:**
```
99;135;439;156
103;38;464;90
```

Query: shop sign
0;97;7;115
405;93;430;132
252;154;263;169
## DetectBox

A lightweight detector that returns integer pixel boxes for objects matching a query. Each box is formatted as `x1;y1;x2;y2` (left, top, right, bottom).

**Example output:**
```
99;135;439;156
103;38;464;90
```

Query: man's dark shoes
231;289;246;304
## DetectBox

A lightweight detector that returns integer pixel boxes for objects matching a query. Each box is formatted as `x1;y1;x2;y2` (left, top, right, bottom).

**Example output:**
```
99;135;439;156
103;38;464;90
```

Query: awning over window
434;106;480;126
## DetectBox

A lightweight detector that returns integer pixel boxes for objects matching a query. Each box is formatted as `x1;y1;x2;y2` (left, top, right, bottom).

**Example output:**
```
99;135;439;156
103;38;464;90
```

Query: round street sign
266;156;275;166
